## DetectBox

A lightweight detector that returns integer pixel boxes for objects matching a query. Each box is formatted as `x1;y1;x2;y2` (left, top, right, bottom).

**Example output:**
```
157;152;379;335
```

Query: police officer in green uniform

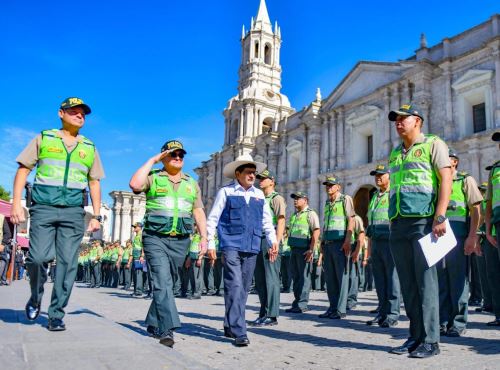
131;223;145;296
11;97;104;331
101;244;110;287
366;164;400;327
485;131;500;326
319;177;355;320
89;240;103;288
311;241;323;291
285;192;320;313
129;140;209;348
251;170;286;326
118;240;133;290
438;148;482;336
185;232;204;299
347;214;365;310
387;103;452;358
280;233;292;293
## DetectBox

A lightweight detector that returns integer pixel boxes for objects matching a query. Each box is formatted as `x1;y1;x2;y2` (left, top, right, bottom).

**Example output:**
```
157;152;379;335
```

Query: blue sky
1;0;498;205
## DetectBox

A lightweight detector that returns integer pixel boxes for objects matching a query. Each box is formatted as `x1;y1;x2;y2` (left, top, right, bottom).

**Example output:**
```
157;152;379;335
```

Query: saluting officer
366;164;400;327
438;148;482;337
251;170;286;327
285;192;321;314
206;154;278;346
129;140;209;348
11;97;104;331
387;103;452;358
485;131;500;326
319;177;355;320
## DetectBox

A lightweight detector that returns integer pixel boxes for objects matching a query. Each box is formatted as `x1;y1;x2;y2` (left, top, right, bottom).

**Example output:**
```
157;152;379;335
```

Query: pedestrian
318;176;355;320
387;103;452;358
15;246;25;280
250;169;286;327
366;164;400;327
10;97;104;331
285;191;320;314
438;148;482;337
0;215;12;285
129;139;209;348
206;153;278;346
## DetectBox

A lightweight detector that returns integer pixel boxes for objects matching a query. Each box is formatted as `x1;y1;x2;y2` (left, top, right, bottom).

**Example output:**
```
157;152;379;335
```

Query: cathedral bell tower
222;0;293;155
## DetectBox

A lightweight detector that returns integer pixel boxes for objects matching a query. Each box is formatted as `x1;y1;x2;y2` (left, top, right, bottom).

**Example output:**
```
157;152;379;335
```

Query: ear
58;109;65;119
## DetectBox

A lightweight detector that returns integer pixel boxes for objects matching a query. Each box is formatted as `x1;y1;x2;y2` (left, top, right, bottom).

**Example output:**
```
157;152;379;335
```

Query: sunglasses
169;152;185;159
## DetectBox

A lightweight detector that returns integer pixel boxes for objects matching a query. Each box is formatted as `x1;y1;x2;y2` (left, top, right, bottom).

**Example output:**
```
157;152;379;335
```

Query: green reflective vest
89;247;97;262
323;195;347;241
288;208;312;248
367;190;390;240
389;134;439;220
110;247;119;263
480;200;496;237
189;234;201;259
446;173;469;237
491;161;500;225
122;247;131;263
145;171;197;235
280;237;291;256
132;233;142;259
32;129;95;206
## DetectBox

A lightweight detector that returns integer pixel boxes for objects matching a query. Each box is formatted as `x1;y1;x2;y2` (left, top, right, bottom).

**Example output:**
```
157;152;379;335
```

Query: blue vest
217;195;264;254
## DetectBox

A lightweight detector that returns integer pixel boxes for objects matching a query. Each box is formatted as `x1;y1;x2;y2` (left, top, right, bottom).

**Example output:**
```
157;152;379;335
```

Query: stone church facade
196;1;500;223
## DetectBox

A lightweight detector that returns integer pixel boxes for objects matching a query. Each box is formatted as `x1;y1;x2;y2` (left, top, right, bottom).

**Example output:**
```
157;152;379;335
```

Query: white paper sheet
418;219;457;268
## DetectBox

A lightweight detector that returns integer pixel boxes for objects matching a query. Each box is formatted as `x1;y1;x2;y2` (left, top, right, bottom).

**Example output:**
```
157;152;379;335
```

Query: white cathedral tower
222;0;293;155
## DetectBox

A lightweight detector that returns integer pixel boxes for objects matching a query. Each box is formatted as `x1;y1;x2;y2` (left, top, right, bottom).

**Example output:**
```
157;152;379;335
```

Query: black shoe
47;318;66;331
468;298;482;307
328;312;346;319
25;301;40;321
234;336;250;346
369;308;380;314
475;305;493;313
379;318;398;328
389;339;420;355
249;316;265;326
285;307;308;313
487;318;500;326
260;317;278;326
409;343;440;358
190;294;201;300
346;303;357;311
318;309;334;318
281;289;291;293
214;290;222;296
147;325;161;339
439;325;447;336
446;327;465;337
224;327;236;339
159;330;174;348
366;315;385;326
206;290;216;296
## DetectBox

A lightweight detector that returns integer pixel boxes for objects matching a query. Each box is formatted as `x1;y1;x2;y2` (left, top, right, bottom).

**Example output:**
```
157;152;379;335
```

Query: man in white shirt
206;154;278;346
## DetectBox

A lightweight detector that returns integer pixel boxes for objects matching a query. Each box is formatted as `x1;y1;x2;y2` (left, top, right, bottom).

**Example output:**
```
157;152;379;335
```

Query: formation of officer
11;97;104;331
251;169;286;327
129;140;209;348
206;154;278;346
366;164;400;327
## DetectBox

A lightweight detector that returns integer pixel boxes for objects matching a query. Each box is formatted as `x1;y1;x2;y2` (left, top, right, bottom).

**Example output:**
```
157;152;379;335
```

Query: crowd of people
7;97;500;360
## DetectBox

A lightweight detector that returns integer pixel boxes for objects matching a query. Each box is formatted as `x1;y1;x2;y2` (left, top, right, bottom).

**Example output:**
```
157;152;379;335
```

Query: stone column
308;130;321;213
420;98;432;134
238;109;244;141
329;112;337;170
384;88;397;152
120;196;132;245
321;115;329;172
493;43;500;127
300;125;308;179
246;105;254;138
111;193;122;241
224;118;229;146
442;63;454;140
336;110;344;169
279;132;288;183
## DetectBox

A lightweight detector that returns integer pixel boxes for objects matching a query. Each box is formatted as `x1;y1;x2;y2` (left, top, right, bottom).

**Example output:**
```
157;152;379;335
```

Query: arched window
254;41;259;59
264;44;272;65
262;117;273;133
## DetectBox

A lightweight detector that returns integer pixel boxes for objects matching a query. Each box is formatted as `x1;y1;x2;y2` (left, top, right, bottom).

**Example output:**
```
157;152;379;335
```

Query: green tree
0;185;11;201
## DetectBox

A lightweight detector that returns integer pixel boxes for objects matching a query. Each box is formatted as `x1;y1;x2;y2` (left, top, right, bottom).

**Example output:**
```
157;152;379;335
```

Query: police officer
319;177;355;320
185;232;204;299
206;154;278;346
11;97;104;331
280;232;292;293
438;148;482;336
366;164;400;327
347;213;365;310
131;223;145;296
118;240;132;290
130;140;209;348
89;240;103;288
285;192;321;314
387;103;452;358
485;131;500;326
250;170;286;326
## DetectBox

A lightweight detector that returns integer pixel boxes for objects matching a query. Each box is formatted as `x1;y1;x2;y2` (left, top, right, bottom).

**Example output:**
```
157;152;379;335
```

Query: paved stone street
1;280;499;369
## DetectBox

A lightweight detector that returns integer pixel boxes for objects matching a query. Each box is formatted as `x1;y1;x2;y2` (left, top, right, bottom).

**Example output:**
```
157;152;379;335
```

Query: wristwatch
92;215;103;222
435;215;447;224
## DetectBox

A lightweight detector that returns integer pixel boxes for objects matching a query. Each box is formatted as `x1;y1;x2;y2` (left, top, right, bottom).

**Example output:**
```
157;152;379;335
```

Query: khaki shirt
270;193;287;219
142;170;204;209
399;133;451;170
16;130;105;180
454;172;483;207
353;215;365;235
326;192;355;218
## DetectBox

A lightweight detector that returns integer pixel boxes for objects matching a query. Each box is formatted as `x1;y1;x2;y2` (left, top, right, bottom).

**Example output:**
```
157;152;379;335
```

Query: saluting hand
151;150;171;164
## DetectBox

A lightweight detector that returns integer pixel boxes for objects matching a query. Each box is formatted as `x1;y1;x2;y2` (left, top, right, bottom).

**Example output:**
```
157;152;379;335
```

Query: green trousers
90;261;101;287
26;204;85;320
254;238;281;318
323;240;349;314
290;248;311;310
483;238;500;318
143;231;190;333
390;218;439;344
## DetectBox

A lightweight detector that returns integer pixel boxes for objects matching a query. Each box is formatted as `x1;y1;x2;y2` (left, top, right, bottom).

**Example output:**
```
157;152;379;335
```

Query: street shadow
441;335;500;355
0;309;49;328
180;311;225;322
177;322;233;344
67;308;103;318
117;322;151;337
100;291;139;299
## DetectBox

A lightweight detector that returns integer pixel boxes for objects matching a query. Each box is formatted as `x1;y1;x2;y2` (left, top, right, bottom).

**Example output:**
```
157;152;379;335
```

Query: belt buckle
169;231;178;237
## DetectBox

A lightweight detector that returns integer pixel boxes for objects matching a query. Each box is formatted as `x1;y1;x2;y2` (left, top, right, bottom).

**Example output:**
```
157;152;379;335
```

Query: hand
126;263;130;269
139;256;145;264
10;203;25;225
432;220;446;238
199;239;208;257
0;245;4;253
151;150;170;164
303;249;314;263
87;218;101;233
351;249;360;262
486;233;498;248
115;262;120;269
207;249;217;262
195;258;202;268
362;259;368;267
464;234;479;256
341;241;351;257
184;258;191;269
316;259;322;267
268;242;279;263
